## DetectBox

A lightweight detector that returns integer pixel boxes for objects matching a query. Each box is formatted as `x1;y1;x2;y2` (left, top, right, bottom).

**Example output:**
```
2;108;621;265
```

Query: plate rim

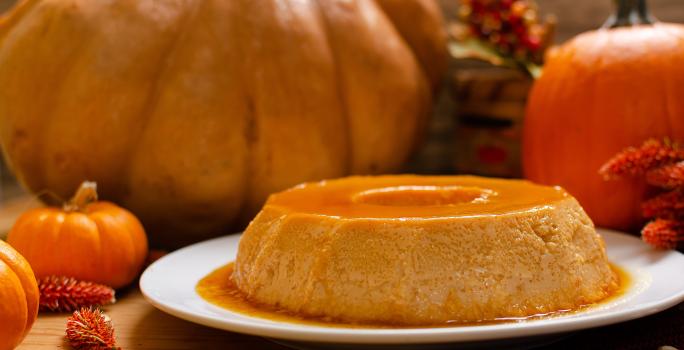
140;229;684;344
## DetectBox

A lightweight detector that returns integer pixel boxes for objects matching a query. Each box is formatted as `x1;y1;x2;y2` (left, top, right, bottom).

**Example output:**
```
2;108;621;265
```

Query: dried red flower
65;307;119;350
641;219;684;249
599;139;684;179
39;276;115;313
458;0;552;64
641;190;684;219
646;161;684;189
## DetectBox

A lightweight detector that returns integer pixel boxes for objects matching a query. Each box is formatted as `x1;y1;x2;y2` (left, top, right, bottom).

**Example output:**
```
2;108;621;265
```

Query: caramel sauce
266;175;570;219
196;262;630;329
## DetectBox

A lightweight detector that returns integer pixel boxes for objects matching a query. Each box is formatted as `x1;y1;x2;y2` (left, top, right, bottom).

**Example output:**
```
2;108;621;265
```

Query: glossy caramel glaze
266;175;569;219
196;262;628;328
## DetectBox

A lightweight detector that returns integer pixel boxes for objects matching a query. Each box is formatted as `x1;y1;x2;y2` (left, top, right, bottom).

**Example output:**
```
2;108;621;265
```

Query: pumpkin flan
233;175;618;325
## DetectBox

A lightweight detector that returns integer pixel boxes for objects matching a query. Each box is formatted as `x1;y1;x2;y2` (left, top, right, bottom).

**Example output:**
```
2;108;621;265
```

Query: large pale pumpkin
0;0;447;247
523;0;684;231
0;240;39;350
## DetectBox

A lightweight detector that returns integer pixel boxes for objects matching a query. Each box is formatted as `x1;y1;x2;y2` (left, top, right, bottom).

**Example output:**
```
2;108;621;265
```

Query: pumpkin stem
64;181;98;212
603;0;656;28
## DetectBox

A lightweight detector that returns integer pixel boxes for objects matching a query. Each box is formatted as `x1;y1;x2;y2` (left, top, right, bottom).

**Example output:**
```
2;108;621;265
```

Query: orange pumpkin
0;240;38;350
0;0;447;247
7;182;148;289
523;0;684;231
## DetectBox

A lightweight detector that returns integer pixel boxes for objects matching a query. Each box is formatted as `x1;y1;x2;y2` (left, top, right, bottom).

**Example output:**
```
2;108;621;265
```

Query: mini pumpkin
7;181;148;289
0;240;38;350
523;0;684;231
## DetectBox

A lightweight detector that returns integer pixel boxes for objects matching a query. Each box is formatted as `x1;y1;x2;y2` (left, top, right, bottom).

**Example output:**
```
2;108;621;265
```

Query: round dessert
233;175;618;325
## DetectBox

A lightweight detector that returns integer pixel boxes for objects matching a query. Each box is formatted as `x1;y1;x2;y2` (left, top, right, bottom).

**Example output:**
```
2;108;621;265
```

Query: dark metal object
603;0;656;28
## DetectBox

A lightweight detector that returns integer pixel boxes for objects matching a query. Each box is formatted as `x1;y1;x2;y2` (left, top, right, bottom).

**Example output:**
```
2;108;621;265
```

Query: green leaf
449;39;543;79
448;39;505;66
525;62;543;79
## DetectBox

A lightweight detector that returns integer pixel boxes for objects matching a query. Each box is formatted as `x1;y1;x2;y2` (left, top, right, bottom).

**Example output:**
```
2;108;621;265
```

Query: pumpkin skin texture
523;24;684;231
7;183;149;289
0;240;39;350
0;0;447;248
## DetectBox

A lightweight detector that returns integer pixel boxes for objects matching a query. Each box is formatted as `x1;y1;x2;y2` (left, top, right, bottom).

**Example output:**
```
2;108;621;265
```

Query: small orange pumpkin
7;181;148;289
523;0;684;231
0;239;38;350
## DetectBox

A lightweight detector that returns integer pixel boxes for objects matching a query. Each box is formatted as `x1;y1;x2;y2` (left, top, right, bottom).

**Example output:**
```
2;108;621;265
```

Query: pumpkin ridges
603;27;684;227
310;0;354;177
9;0;192;203
4;0;171;200
642;27;678;141
311;0;365;171
230;0;263;226
122;0;253;245
7;209;61;277
117;206;149;276
88;203;147;288
0;0;37;40
8;193;148;289
370;0;435;155
524;24;684;230
29;0;104;197
52;0;199;203
114;0;205;211
0;0;94;199
0;264;28;350
240;0;350;217
61;213;104;281
0;0;445;246
525;30;644;229
373;0;447;91
0;240;38;347
655;24;684;139
9;270;37;339
10;209;104;281
90;212;138;288
316;0;430;174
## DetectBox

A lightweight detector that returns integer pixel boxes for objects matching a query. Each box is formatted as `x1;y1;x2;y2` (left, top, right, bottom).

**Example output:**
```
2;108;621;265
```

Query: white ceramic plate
140;229;684;347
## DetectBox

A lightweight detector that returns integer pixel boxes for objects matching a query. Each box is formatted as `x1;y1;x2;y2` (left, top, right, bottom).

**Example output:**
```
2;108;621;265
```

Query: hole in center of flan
352;186;496;206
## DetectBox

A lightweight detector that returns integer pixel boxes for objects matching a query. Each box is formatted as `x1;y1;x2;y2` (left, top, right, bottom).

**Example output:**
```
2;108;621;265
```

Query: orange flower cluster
646;162;684;188
39;276;115;313
458;0;551;64
641;190;684;220
642;219;683;250
65;308;118;350
601;139;684;249
599;139;684;179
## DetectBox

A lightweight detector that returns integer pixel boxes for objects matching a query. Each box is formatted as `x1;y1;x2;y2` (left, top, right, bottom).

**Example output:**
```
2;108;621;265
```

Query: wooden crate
450;64;532;178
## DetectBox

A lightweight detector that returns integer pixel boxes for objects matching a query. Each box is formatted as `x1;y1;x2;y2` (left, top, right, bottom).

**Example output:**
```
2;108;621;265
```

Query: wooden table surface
18;289;288;350
2;194;683;350
17;288;286;350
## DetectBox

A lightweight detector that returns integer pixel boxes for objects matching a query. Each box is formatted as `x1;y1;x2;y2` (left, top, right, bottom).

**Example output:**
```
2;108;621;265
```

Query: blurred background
5;0;684;41
439;0;684;41
0;0;683;201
